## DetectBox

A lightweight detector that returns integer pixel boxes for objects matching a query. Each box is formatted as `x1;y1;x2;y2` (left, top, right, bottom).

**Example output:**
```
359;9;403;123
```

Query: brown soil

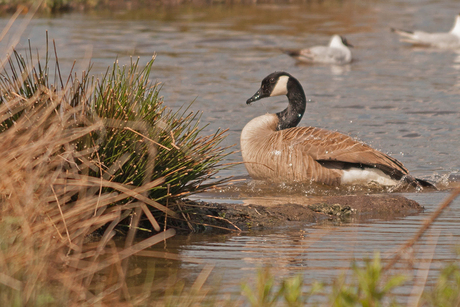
171;194;423;233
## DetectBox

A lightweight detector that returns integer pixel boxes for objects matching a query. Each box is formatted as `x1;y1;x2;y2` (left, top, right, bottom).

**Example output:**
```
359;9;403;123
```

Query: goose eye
270;78;275;83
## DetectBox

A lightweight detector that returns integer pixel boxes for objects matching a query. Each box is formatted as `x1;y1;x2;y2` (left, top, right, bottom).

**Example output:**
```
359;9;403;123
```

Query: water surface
1;0;460;302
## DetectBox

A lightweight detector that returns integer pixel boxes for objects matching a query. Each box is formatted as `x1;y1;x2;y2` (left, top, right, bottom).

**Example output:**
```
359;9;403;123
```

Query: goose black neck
276;77;306;131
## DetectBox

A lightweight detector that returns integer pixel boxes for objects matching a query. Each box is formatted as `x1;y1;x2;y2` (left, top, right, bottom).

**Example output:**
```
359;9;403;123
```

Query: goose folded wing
282;126;409;179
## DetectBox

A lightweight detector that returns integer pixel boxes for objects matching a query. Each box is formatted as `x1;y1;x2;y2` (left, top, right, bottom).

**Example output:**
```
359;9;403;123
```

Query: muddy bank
174;194;424;232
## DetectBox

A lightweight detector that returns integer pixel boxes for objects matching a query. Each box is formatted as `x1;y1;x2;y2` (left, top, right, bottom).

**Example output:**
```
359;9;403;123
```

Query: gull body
392;14;460;48
284;35;353;65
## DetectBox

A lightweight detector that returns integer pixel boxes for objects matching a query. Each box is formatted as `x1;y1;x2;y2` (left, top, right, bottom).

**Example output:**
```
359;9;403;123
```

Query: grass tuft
89;57;232;203
0;32;231;304
0;35;232;217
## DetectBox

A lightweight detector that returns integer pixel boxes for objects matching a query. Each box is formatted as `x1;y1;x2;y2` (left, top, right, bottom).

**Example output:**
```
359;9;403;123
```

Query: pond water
2;0;460;303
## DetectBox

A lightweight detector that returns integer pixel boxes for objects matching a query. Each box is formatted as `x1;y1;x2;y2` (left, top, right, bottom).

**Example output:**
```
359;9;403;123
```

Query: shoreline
170;194;424;233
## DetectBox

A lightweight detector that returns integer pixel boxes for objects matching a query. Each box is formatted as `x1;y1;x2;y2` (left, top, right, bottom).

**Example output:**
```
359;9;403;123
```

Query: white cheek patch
270;75;289;97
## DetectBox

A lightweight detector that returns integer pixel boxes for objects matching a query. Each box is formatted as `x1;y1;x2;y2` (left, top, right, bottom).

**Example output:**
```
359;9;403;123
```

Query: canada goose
241;71;433;188
283;35;353;65
391;14;460;49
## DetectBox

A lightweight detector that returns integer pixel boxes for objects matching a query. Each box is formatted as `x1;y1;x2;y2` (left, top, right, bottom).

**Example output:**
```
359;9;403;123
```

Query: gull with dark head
283;35;353;65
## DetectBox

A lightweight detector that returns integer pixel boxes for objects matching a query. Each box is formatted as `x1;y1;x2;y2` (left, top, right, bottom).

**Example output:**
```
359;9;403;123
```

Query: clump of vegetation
0;31;231;304
0;71;176;304
421;253;460;307
241;254;405;307
90;58;230;203
328;253;406;307
242;267;322;307
0;0;98;13
239;248;460;307
1;37;231;207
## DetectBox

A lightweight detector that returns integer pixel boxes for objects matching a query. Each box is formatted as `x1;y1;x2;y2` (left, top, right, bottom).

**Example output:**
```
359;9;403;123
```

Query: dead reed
0;87;174;304
0;29;231;304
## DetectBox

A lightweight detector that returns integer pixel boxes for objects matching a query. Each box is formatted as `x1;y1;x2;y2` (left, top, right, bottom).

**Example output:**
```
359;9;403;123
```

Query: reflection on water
1;0;460;302
143;191;460;303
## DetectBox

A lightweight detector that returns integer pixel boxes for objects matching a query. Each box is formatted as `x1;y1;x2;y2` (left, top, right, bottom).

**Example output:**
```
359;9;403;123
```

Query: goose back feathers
242;72;432;188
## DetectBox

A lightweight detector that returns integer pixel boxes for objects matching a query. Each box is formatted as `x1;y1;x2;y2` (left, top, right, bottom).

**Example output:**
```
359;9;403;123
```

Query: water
1;0;460;303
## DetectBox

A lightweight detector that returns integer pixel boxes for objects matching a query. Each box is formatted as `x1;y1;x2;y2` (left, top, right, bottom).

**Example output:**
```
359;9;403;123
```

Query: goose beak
246;88;263;104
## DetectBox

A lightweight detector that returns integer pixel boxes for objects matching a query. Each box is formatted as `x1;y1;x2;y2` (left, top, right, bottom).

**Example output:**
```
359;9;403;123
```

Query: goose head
329;34;353;48
246;71;293;104
246;72;306;130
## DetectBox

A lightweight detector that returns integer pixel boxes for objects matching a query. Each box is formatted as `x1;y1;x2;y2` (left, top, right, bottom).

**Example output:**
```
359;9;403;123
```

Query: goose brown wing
281;126;409;179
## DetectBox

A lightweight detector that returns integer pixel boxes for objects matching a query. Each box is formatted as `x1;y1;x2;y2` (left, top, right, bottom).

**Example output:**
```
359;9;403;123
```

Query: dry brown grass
0;86;182;305
0;4;235;300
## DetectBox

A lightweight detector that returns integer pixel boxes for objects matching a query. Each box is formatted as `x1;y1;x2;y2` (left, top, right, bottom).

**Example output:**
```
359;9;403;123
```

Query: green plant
89;57;231;203
329;252;406;307
241;267;322;307
280;274;323;307
422;258;460;306
242;267;279;307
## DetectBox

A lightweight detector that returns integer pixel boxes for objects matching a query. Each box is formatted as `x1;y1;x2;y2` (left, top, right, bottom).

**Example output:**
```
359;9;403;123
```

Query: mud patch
172;194;423;232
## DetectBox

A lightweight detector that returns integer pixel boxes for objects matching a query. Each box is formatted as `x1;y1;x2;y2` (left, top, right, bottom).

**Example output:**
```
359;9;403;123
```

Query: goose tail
403;175;437;190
